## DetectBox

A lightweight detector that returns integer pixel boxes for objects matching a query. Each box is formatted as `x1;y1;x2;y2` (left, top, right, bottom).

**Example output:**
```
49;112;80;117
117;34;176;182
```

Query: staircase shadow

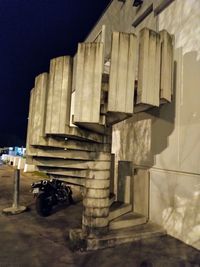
51;196;83;216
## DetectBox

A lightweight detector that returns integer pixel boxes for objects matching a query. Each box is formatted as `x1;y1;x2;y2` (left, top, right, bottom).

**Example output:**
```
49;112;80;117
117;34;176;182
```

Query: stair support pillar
82;177;110;236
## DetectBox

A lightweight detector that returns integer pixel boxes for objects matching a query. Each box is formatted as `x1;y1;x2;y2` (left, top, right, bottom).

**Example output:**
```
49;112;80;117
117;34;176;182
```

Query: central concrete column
82;176;110;236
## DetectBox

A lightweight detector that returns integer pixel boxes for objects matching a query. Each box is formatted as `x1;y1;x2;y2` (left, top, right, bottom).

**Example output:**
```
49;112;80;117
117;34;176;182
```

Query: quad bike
31;178;74;216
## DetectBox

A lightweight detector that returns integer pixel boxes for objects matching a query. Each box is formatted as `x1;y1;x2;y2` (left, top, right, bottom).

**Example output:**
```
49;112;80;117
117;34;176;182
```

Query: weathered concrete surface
137;28;161;107
74;42;103;124
30;73;48;146
108;32;137;114
0;164;199;267
45;56;72;135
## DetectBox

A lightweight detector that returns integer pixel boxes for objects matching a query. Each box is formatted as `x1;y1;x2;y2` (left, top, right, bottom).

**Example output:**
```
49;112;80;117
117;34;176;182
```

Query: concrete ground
0;163;199;267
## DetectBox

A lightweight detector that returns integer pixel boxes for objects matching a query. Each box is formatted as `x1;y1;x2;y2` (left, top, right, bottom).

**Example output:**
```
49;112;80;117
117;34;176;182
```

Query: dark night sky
0;0;111;147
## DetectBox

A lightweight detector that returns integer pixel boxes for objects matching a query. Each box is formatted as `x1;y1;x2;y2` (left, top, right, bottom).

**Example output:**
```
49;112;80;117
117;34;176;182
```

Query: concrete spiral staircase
26;28;173;250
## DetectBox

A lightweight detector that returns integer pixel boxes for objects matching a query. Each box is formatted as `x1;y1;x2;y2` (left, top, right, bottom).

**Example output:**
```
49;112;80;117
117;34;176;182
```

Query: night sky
0;0;111;147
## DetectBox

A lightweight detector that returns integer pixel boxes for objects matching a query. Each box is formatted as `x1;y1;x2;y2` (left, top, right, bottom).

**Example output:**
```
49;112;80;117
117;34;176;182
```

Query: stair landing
109;201;132;222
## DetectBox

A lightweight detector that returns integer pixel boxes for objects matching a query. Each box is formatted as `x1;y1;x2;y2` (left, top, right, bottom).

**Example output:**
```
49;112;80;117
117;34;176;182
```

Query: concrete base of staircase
69;222;166;251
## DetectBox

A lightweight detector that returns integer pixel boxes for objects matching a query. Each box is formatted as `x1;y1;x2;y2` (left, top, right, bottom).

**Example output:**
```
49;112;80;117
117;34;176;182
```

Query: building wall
85;0;158;57
86;0;200;249
150;0;200;250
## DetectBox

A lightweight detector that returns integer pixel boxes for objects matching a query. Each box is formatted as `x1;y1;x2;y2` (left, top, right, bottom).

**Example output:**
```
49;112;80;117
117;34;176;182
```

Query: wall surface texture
151;0;200;250
86;0;200;249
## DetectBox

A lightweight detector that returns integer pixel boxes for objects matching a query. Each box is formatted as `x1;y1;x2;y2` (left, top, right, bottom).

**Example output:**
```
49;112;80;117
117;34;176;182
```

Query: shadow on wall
149;60;177;162
112;45;200;249
112;59;177;168
179;51;200;172
111;59;177;205
150;51;200;250
151;50;200;172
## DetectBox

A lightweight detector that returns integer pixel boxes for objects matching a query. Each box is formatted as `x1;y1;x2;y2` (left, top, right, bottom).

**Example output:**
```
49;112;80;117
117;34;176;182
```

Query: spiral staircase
26;27;173;250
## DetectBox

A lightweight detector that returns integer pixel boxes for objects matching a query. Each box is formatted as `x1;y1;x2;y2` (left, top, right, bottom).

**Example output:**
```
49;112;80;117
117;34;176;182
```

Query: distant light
65;138;68;141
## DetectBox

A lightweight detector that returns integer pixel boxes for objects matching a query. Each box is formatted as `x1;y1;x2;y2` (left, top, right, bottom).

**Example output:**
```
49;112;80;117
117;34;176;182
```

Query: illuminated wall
86;0;200;249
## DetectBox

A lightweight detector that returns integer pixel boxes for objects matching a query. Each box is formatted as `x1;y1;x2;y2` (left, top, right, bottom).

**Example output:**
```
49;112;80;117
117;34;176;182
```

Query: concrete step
45;125;111;144
38;167;110;179
43;175;111;188
86;222;166;250
109;201;132;222
31;137;111;152
27;148;111;161
27;157;111;170
74;122;106;135
73;115;108;135
109;212;147;230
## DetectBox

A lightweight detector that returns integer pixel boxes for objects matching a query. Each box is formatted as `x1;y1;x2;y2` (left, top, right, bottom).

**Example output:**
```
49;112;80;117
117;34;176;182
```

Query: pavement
0;164;199;267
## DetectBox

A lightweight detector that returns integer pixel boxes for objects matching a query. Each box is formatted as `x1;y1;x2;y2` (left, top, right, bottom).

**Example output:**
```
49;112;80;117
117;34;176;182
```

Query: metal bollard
13;169;20;208
2;168;27;215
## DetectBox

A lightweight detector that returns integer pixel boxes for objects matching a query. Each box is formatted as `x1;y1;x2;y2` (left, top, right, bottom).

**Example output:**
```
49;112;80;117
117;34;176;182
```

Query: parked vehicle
31;178;74;216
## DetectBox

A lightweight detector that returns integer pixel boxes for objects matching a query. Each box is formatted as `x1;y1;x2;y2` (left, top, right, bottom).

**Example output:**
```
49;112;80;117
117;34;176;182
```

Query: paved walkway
0;164;199;267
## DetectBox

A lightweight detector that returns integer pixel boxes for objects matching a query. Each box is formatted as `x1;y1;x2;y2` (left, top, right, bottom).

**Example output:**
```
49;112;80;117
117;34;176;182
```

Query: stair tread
110;201;131;212
111;211;145;223
28;149;111;160
28;157;111;170
40;168;110;179
73;121;107;135
31;138;111;152
109;211;147;230
109;201;132;222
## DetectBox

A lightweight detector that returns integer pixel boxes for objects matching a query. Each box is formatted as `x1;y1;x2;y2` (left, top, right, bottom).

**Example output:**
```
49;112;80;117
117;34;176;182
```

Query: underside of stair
30;137;111;152
38;167;111;179
27;148;111;161
26;157;111;170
